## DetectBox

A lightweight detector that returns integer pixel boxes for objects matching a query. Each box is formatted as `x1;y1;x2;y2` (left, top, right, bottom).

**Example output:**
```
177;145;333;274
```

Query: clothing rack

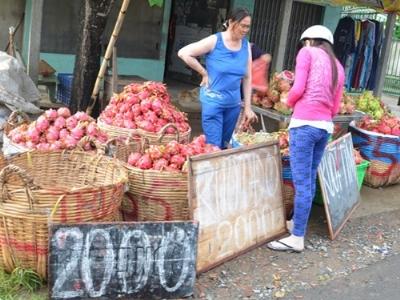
340;7;387;22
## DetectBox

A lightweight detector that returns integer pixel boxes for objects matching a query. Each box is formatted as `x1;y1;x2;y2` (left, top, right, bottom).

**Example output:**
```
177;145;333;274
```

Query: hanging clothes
359;20;376;89
333;16;356;66
334;16;384;92
367;20;385;90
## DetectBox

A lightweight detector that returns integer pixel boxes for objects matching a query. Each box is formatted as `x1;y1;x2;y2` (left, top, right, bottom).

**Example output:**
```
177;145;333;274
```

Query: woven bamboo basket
282;180;294;218
0;150;128;279
105;135;142;163
104;136;145;220
281;155;294;218
98;118;191;145
97;117;137;140
364;160;400;187
111;134;189;221
0;153;7;271
125;165;189;221
349;122;400;187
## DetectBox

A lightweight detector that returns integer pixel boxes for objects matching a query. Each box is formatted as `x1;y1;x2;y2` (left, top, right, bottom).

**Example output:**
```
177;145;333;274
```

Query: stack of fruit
127;135;220;172
100;81;190;134
339;92;356;115
252;70;294;115
355;91;386;120
8;108;108;151
357;114;400;136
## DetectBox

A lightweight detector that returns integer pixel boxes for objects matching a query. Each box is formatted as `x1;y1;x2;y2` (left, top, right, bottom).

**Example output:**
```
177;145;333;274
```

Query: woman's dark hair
297;38;338;94
223;7;251;30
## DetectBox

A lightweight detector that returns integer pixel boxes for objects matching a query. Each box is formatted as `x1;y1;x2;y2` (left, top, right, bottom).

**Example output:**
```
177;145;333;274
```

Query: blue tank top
200;32;249;108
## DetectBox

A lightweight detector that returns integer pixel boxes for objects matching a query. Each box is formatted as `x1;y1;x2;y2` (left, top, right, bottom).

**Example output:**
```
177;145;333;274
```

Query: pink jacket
287;47;345;121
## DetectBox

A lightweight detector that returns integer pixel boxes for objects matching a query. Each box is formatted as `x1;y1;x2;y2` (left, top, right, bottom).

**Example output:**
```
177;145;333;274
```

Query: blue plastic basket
56;73;74;105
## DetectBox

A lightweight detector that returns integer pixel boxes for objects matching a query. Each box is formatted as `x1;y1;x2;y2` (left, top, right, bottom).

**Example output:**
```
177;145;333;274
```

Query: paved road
293;254;400;300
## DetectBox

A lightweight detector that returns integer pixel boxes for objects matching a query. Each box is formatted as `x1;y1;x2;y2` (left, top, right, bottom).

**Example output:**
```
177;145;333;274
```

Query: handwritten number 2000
52;227;190;298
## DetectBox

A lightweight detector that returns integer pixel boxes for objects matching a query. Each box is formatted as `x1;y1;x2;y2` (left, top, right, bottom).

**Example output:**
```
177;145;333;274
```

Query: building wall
323;5;342;33
23;0;172;81
0;0;25;55
231;0;255;13
21;0;340;81
22;0;258;82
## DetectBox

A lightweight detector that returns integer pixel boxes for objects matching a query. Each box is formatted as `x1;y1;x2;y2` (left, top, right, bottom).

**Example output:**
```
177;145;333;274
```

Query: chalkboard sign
318;133;360;240
49;222;198;299
189;142;286;273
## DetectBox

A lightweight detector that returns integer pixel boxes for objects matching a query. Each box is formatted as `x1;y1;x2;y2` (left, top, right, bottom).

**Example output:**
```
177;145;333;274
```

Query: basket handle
139;136;151;153
0;164;37;210
157;123;180;144
76;136;105;154
1;111;30;132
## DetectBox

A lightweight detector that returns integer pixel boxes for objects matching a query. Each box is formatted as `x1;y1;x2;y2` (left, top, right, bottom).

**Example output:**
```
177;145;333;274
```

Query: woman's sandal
267;240;303;253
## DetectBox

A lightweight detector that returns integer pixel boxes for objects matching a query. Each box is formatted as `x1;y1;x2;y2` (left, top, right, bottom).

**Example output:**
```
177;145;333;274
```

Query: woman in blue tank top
178;8;257;149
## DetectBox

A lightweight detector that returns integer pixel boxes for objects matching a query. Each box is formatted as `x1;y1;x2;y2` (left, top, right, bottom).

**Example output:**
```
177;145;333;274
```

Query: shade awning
303;0;400;14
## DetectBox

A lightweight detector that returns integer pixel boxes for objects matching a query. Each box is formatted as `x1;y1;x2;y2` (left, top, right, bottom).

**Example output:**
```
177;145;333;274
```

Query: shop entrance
164;0;229;87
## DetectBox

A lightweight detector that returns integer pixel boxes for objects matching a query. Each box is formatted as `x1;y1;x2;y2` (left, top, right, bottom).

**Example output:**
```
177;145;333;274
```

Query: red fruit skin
136;154;153;169
391;126;400;136
153;158;169;171
170;154;186;167
377;124;392;135
128;152;142;166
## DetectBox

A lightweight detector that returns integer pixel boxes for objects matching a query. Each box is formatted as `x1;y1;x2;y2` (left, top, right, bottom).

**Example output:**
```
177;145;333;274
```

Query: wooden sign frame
188;141;287;273
318;133;361;240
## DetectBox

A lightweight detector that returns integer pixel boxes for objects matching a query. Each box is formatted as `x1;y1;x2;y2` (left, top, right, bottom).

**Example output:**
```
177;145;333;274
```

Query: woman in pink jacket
268;25;345;252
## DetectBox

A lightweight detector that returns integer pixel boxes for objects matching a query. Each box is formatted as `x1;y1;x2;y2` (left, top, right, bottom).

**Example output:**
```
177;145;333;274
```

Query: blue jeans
289;126;329;237
201;103;241;149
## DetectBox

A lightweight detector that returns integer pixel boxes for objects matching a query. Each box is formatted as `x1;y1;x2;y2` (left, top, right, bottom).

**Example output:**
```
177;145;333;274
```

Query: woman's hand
200;73;209;87
280;94;288;104
243;107;258;126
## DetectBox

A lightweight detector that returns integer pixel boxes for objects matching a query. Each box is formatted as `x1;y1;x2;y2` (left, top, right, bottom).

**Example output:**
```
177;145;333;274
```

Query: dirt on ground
193;205;400;300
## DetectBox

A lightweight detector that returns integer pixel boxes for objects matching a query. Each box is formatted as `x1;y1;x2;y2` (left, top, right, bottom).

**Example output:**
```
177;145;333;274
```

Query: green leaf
148;0;163;7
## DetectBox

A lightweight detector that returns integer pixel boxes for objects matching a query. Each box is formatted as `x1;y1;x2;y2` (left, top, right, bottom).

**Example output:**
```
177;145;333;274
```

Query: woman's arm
242;43;253;111
287;48;311;108
243;42;257;123
178;35;217;86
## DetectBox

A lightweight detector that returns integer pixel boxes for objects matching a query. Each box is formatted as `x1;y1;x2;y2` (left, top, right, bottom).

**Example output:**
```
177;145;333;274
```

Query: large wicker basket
349;122;400;187
0;150;128;279
109;137;189;221
125;167;189;221
98;118;191;145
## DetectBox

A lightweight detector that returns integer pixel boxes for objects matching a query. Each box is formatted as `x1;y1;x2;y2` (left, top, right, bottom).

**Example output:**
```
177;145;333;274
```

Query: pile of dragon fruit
127;135;220;172
357;114;400;136
8;107;108;151
100;81;190;134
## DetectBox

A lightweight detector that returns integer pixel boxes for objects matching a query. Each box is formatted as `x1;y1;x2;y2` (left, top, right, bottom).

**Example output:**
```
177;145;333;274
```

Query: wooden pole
86;0;130;115
112;46;118;93
7;27;16;57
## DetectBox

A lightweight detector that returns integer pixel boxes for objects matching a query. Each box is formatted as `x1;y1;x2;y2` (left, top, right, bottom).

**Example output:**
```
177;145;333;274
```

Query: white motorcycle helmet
300;25;334;45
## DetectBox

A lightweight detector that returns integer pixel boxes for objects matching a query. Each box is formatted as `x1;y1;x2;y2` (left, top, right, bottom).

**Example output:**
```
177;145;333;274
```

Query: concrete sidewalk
295;253;400;300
